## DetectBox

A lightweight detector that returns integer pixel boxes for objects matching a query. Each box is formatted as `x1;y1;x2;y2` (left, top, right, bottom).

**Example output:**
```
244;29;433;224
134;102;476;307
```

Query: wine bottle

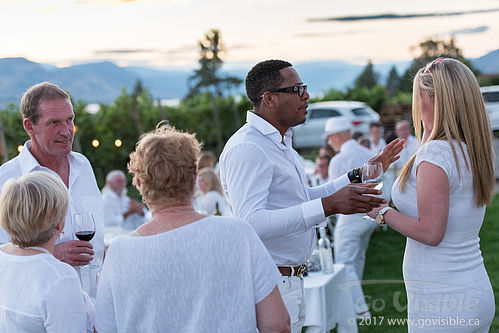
318;227;334;274
214;202;222;216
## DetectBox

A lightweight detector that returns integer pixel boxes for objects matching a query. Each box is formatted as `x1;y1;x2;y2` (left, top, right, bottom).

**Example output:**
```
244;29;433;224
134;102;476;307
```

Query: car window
351;108;372;116
309;108;342;119
482;92;499;103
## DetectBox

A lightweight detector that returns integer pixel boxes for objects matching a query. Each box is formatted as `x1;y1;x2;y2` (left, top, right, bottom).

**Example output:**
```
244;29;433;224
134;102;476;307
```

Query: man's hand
124;199;145;218
369;138;405;172
321;184;386;216
53;240;94;266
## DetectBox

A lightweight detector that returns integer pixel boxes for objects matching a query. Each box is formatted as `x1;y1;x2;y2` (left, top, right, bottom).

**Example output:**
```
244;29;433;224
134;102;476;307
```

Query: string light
114;139;122;147
92;139;100;148
17;145;23;153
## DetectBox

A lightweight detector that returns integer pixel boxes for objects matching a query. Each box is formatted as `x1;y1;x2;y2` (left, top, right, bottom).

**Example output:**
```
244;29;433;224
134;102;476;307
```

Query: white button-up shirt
220;111;349;265
0;141;104;290
329;139;376;182
392;135;420;169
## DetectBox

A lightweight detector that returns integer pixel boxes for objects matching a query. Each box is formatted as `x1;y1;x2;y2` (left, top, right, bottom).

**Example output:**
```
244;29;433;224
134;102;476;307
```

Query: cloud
94;49;159;54
295;29;367;38
309;8;499;22
447;25;489;36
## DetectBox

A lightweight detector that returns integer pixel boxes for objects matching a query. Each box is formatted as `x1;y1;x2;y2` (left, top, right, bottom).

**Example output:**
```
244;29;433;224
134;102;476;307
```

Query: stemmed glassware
361;162;384;221
73;212;96;269
362;161;384;191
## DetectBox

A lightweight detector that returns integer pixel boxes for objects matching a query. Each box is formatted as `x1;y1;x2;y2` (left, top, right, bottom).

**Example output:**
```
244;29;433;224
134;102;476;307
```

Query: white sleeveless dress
391;140;495;332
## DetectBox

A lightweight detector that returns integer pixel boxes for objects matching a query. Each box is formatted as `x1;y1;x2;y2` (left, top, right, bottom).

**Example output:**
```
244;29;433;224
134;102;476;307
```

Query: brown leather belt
278;264;307;277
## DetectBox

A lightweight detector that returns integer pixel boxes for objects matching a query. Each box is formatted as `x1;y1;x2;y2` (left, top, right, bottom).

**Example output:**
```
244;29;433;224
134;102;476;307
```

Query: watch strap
347;167;362;183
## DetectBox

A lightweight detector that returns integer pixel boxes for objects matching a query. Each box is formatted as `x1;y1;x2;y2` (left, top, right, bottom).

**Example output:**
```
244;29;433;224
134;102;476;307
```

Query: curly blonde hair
128;123;202;208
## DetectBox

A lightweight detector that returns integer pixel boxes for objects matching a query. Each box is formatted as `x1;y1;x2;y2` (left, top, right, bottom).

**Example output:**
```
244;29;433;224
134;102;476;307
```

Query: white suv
292;101;380;149
481;85;499;114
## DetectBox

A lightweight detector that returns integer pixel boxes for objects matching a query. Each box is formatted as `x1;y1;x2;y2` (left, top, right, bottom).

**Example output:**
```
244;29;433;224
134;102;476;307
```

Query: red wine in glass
73;212;97;269
75;231;95;241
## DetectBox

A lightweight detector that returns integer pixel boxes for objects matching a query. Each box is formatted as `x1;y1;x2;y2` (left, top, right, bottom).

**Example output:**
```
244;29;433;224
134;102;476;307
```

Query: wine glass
361;162;384;191
73;212;96;269
361;162;384;221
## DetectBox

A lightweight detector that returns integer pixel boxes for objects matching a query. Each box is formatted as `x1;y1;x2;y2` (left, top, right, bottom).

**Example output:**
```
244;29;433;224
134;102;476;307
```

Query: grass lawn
326;194;499;333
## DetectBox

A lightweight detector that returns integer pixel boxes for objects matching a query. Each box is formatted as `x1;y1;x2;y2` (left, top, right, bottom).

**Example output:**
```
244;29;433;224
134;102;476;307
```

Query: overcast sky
1;0;498;68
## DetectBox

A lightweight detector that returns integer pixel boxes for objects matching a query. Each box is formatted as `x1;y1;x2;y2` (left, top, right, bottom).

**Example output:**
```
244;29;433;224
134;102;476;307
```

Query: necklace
14;244;52;255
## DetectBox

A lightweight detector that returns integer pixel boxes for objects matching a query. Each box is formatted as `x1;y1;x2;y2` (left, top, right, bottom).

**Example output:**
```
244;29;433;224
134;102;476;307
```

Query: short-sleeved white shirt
96;216;281;333
0;251;87;332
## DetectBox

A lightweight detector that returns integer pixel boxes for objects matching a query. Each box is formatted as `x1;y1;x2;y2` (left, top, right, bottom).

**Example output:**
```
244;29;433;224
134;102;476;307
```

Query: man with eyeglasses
219;59;403;332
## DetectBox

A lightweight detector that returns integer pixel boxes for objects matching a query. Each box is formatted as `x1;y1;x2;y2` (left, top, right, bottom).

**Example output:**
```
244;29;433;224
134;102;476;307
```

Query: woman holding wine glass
0;171;91;332
96;123;290;332
367;58;495;332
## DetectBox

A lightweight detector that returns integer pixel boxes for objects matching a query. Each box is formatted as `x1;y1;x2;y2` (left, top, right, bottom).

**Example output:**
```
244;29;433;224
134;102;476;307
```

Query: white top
392;135;419;169
193;190;230;215
101;189;147;230
309;174;328;187
0;141;104;285
392;140;489;284
329;139;376;220
369;137;386;155
219;111;350;265
0;250;87;332
328;139;376;182
95;216;281;333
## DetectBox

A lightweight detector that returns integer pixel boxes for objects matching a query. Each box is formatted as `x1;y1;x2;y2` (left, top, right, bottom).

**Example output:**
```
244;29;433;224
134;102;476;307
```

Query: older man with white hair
101;170;148;230
324;116;377;319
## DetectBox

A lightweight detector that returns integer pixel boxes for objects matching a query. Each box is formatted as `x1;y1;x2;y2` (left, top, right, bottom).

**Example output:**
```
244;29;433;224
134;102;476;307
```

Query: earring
58;230;65;240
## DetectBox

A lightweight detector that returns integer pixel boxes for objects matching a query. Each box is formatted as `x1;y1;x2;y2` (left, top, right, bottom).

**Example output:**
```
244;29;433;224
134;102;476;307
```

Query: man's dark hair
370;122;382;129
245;59;292;108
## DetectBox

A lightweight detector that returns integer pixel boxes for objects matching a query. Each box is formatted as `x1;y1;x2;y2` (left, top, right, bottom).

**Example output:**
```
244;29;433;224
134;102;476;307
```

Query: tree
385;66;400;98
187;28;242;153
399;37;479;92
355;60;379;89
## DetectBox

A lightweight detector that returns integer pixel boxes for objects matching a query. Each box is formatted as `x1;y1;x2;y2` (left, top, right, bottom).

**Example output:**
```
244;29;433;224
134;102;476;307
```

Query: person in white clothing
193;168;229;215
102;170;147;230
368;58;495;332
392;120;420;171
309;155;330;187
219;59;404;333
368;122;386;155
0;82;104;300
96;123;290;333
0;172;91;332
325;116;377;318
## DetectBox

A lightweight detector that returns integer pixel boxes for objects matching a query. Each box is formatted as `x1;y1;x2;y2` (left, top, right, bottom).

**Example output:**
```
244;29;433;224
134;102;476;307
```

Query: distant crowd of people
0;57;495;333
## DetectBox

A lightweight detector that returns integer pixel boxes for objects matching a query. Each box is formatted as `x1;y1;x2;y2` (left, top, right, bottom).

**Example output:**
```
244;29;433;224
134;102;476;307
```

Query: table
304;264;358;333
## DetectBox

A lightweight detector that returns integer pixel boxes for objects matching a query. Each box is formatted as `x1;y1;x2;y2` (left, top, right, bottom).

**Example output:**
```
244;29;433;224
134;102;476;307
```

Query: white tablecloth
304;264;358;333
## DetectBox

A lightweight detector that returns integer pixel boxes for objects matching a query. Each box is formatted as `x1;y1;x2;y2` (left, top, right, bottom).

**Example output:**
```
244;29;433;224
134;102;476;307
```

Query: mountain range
0;50;498;107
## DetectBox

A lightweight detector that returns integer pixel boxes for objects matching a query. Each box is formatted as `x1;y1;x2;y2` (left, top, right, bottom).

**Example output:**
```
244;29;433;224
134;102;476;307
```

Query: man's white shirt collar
246;111;293;148
18;140;84;188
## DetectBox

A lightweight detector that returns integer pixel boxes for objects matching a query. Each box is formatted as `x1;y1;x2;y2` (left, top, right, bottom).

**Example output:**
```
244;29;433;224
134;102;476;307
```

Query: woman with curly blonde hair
96;123;290;333
368;58;495;332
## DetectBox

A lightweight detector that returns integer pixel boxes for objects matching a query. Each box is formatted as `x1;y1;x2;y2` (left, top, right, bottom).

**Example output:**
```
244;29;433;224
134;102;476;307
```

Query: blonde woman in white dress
368;58;495;332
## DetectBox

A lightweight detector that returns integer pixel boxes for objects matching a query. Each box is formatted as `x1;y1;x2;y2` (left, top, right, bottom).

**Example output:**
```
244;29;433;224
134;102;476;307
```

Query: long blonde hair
398;58;494;206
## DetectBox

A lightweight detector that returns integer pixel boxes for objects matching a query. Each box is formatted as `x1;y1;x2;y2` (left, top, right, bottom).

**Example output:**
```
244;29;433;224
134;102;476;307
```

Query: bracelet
347;167;362;183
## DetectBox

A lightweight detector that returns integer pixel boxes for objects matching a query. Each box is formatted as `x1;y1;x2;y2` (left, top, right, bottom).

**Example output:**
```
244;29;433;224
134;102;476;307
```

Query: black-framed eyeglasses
263;84;308;97
423;57;445;74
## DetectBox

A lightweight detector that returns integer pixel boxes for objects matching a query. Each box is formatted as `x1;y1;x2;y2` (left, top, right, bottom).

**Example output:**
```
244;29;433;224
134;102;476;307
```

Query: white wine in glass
362;162;384;221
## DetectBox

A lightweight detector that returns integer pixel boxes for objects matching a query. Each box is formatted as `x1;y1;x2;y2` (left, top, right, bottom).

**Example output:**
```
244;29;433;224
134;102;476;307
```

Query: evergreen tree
386;66;400;98
187;29;242;153
355;60;379;89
